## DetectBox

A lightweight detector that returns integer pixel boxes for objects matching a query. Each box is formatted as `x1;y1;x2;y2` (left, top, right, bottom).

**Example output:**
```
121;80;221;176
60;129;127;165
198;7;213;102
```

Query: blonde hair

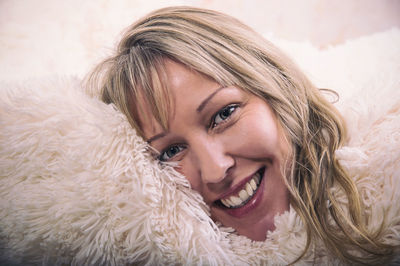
88;6;394;264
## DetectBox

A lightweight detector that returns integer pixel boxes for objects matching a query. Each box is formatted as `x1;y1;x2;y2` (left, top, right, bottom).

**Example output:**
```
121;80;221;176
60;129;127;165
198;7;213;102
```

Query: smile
216;167;265;209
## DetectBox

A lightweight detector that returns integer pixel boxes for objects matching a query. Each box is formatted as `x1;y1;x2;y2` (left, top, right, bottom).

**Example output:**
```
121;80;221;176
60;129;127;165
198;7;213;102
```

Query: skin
138;59;290;241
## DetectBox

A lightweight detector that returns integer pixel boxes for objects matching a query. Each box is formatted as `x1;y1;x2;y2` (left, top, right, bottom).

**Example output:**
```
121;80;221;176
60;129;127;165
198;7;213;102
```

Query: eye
211;104;238;128
159;145;185;161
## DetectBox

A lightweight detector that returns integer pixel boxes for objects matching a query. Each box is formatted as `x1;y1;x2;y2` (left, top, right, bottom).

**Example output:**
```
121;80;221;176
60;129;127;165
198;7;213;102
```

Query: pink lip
224;168;266;218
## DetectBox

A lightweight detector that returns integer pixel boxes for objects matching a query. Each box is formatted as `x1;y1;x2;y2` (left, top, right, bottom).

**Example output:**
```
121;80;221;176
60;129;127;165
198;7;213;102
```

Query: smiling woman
139;60;291;241
88;6;398;264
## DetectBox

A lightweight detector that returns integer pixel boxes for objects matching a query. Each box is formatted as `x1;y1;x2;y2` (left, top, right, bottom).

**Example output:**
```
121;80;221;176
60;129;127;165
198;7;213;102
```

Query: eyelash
158;104;239;162
209;104;239;129
158;145;186;162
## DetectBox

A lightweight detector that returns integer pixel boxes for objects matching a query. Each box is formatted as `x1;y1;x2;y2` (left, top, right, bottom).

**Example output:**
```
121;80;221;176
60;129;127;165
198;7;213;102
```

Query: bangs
124;47;173;137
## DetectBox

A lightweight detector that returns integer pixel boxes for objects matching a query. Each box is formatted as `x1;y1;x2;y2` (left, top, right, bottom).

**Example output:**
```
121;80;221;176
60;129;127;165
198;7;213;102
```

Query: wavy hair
87;6;393;264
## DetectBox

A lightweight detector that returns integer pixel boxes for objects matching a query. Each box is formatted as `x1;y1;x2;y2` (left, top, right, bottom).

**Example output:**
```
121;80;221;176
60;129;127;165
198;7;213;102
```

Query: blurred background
0;0;399;81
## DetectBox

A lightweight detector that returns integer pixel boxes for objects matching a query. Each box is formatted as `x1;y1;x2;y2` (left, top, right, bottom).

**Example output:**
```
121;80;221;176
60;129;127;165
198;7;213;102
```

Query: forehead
163;59;219;100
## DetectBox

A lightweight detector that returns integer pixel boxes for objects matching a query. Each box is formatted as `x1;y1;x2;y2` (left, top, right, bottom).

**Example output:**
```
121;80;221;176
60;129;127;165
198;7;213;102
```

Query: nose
192;138;234;185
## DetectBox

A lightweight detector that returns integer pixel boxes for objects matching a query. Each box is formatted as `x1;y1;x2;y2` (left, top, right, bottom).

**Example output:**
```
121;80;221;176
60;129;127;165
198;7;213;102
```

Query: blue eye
159;145;185;161
211;104;238;128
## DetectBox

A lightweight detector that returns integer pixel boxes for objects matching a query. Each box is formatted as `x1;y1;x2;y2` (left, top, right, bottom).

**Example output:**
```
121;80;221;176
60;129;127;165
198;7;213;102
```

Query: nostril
201;154;235;185
201;162;233;184
192;138;235;185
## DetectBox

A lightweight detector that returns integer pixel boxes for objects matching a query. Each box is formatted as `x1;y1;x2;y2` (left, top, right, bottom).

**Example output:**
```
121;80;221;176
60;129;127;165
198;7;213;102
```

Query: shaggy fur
1;30;399;265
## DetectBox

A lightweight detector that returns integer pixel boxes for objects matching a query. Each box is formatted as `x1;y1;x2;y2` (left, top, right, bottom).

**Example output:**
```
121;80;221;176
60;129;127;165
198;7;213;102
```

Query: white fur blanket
1;30;399;265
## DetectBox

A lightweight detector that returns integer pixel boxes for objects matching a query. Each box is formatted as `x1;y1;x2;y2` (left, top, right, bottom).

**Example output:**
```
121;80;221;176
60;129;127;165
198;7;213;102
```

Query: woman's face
139;59;290;241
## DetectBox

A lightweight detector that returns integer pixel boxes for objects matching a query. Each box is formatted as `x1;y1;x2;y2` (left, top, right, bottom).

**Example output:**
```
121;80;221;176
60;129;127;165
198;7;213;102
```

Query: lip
214;167;266;218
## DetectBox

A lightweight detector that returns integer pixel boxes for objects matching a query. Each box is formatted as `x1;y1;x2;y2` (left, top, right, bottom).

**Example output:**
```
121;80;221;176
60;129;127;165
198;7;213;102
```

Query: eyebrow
196;86;226;113
146;132;166;144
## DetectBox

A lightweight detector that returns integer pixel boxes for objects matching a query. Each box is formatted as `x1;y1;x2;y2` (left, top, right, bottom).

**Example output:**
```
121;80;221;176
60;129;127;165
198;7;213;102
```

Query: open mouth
215;167;265;209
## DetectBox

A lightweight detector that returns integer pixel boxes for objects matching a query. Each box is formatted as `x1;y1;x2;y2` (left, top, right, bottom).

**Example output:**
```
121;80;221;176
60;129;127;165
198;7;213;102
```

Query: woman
89;6;397;264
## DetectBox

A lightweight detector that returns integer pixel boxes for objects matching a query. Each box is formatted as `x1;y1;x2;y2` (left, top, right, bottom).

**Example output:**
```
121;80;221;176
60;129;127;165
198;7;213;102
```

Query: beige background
187;0;400;47
0;0;399;80
1;0;398;46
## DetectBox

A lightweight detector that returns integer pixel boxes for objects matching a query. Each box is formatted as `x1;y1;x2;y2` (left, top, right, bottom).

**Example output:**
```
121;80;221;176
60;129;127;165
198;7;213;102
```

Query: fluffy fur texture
1;30;399;265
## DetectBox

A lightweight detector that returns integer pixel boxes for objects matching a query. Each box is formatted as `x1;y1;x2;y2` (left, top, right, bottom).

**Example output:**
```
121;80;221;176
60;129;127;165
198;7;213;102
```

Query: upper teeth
220;171;261;208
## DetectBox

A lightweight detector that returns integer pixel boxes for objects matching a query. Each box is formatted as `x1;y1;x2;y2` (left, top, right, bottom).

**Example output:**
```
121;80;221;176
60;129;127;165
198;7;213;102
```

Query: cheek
228;112;281;157
174;158;202;191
